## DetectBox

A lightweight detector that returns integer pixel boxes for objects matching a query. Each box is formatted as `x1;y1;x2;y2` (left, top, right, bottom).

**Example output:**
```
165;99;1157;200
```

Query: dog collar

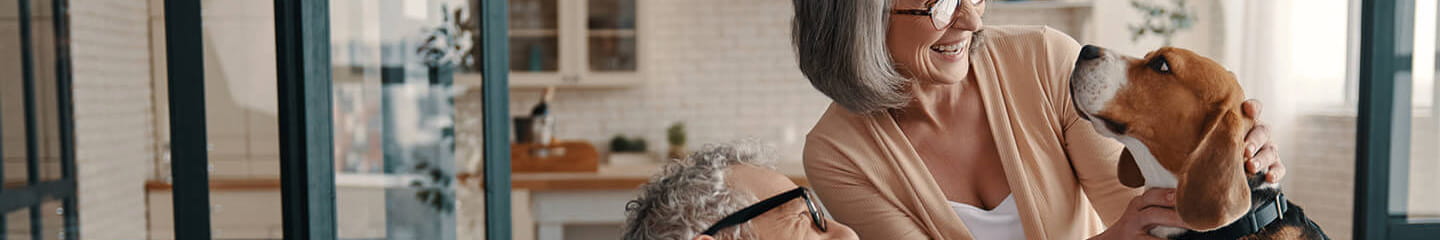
1175;193;1290;240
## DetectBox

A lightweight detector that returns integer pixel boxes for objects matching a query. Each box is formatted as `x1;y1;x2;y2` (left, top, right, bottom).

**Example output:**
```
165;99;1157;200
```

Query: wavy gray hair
792;0;909;114
622;142;777;240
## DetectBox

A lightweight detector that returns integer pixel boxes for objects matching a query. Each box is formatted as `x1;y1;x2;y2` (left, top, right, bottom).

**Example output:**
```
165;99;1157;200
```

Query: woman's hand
1091;189;1184;240
1241;100;1285;183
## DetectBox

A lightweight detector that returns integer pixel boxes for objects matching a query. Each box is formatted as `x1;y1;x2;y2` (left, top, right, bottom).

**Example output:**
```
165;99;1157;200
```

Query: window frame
0;0;80;239
1355;0;1440;239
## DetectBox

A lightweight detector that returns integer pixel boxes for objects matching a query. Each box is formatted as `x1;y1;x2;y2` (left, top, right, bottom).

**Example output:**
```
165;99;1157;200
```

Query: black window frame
1356;0;1440;239
0;0;80;239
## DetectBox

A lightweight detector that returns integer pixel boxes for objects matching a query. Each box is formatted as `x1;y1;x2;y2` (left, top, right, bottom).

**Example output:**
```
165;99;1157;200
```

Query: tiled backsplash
506;0;830;162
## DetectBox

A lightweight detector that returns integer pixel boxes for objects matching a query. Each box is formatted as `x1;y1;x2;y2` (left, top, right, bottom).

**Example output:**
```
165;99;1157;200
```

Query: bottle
531;87;556;146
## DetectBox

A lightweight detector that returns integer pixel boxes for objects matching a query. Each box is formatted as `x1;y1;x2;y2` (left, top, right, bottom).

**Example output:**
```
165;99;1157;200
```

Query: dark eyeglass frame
700;187;828;236
892;0;985;30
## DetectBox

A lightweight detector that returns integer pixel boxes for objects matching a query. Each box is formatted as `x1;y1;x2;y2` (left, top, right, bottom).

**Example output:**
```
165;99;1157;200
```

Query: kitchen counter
484;162;809;191
144;162;809;191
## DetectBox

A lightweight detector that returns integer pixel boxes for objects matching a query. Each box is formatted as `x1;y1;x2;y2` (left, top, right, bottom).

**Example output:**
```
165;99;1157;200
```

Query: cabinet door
509;0;562;74
585;0;638;73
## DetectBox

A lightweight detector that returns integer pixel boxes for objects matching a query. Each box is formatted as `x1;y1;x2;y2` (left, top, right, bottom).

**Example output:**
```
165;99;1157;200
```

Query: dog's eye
1149;56;1171;73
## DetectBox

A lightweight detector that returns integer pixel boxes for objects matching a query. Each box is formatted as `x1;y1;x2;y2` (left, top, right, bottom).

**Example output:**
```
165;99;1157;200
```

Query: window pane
6;208;31;240
587;0;635;30
1402;0;1440;222
511;0;558;30
30;0;62;183
42;200;71;240
1;0;29;188
331;0;467;238
587;35;635;71
511;36;559;72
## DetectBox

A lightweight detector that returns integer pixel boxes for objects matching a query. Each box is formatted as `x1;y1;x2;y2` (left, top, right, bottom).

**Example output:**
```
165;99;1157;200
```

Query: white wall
506;0;829;162
71;0;156;238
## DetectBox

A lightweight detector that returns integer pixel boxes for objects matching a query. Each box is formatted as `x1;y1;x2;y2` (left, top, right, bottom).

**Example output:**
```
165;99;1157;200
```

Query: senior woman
623;142;859;240
792;0;1286;239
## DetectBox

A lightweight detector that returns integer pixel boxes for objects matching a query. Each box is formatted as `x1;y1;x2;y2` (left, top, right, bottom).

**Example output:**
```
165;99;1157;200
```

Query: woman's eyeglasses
700;187;828;236
892;0;984;30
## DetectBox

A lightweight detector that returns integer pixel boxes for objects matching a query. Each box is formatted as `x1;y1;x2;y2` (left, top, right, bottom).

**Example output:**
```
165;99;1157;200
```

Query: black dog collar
1175;193;1290;240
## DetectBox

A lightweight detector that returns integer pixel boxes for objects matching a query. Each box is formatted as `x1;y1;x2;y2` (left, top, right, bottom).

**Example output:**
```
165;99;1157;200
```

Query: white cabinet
469;0;644;89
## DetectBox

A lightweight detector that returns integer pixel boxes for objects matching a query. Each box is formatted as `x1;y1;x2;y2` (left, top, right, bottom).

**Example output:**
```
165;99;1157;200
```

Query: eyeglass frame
892;0;985;30
699;187;828;236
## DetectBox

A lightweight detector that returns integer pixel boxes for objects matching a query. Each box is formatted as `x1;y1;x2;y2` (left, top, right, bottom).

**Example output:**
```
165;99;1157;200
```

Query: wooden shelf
510;29;560;37
586;29;637;38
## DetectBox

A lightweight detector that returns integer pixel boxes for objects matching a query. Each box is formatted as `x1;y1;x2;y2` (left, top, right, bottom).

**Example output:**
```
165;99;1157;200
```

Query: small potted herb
667;122;687;160
608;135;653;165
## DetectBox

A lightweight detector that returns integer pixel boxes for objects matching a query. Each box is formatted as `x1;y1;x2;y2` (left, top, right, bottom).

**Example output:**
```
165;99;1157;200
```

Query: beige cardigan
803;26;1143;240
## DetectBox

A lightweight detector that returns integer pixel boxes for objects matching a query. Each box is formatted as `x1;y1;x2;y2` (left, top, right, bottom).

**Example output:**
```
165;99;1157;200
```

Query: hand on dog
1091;188;1183;240
1242;100;1285;183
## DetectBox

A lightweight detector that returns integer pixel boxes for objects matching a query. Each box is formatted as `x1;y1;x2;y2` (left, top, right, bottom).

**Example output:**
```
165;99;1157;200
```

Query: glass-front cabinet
492;0;642;88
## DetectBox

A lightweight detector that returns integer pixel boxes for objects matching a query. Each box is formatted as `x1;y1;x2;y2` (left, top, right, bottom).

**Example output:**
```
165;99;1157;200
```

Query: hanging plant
417;3;476;68
1129;0;1196;46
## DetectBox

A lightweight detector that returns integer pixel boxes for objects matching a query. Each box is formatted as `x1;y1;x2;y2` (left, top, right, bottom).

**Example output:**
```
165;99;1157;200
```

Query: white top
948;195;1025;240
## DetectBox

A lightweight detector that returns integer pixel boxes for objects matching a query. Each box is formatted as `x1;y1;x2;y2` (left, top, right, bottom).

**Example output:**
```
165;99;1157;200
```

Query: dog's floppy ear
1175;109;1252;231
1117;148;1145;188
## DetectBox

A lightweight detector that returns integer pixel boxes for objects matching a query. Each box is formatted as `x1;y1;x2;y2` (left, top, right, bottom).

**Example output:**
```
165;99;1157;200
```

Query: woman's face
720;164;858;240
887;0;986;85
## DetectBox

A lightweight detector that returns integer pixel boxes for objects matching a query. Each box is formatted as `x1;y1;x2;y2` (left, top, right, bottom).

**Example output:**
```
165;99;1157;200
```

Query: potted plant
667;122;687;160
1129;0;1196;46
417;3;474;85
608;135;653;165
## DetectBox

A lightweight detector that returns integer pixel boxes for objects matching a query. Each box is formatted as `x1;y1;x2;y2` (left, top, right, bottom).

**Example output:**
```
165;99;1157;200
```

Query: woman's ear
692;234;717;240
1117;148;1146;188
1175;110;1252;231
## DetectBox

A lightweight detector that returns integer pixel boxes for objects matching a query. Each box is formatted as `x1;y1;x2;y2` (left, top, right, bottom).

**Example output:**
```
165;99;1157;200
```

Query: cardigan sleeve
1041;27;1145;226
803;135;932;240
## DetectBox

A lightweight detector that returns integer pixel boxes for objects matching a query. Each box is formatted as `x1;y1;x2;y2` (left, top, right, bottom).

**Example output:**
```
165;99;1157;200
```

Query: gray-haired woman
623;143;858;240
792;0;1286;239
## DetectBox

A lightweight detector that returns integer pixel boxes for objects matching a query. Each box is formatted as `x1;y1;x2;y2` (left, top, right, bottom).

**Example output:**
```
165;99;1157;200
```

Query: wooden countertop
145;163;809;192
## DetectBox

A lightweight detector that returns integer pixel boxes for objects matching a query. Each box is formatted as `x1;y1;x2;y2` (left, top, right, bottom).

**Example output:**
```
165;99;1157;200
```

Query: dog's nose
1079;45;1101;60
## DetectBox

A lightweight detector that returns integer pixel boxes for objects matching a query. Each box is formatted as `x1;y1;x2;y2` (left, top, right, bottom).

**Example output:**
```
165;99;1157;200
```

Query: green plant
667;122;686;146
408;161;454;213
1129;0;1195;46
417;4;475;68
610;135;648;153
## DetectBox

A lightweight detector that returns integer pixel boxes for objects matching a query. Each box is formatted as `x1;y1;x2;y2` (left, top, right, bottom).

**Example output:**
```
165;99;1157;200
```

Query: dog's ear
1175;109;1252;231
1117;148;1145;188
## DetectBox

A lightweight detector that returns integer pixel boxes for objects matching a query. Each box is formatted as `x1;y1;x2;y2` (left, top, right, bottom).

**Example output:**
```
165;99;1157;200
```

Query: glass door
0;0;79;239
1357;0;1440;238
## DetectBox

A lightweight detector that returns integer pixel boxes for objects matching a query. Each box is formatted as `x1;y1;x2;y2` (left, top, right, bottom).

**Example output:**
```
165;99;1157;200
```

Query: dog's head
1069;45;1253;231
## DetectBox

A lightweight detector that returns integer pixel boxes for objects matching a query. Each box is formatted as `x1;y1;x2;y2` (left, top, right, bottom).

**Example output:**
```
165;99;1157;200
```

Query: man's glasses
892;0;985;30
700;187;828;236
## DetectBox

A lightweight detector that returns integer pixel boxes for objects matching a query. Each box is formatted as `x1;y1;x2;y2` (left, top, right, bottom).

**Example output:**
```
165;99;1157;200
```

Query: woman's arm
803;137;930;240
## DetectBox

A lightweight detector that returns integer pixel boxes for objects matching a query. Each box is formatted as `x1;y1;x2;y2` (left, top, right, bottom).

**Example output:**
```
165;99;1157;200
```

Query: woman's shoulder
806;104;874;141
978;25;1081;56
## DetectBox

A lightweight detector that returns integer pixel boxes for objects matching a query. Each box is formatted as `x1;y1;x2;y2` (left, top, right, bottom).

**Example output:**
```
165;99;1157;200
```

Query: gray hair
792;0;910;113
622;142;777;240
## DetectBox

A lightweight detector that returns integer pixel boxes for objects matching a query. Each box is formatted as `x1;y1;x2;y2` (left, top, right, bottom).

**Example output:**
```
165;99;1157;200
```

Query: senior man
623;142;858;240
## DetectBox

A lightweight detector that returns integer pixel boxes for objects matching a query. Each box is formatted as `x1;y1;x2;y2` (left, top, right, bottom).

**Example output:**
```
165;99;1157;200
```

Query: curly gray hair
622;142;777;240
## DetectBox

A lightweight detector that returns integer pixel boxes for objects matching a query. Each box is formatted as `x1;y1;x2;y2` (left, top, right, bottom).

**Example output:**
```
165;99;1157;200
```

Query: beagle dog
1069;45;1330;239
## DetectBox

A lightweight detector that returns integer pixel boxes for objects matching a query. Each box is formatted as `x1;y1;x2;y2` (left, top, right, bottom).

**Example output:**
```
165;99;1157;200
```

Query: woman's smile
929;37;970;60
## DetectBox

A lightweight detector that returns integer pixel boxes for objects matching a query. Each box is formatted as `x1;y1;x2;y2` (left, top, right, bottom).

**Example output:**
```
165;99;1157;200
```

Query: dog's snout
1079;45;1101;60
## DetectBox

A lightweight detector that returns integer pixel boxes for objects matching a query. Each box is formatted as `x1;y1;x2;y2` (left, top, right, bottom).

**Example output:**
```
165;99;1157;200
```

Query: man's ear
1117;148;1145;188
693;234;717;240
1175;109;1252;231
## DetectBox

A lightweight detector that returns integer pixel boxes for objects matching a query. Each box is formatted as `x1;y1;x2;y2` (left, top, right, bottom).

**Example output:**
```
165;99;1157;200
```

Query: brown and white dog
1069;45;1329;239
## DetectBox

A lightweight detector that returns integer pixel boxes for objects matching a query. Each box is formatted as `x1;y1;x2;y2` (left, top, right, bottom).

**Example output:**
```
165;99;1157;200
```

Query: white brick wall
69;0;155;239
506;0;829;162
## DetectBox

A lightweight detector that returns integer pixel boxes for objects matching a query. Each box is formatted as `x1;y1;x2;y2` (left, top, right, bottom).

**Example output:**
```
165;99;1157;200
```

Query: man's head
623;142;856;240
